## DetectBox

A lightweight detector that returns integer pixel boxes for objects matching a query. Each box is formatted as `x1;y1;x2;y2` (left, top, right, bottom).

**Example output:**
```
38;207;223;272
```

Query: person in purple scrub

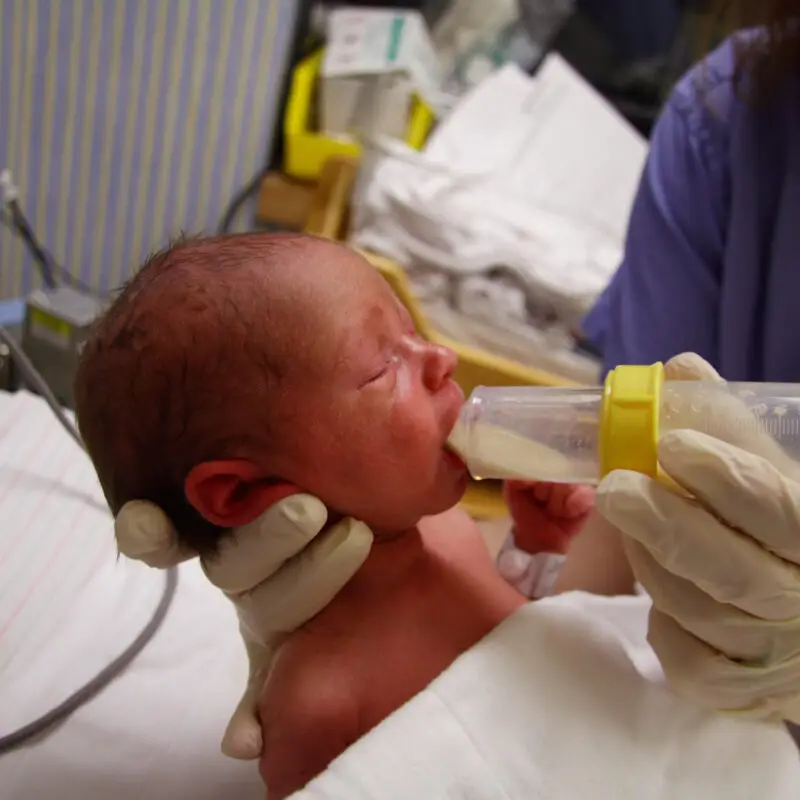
579;0;800;739
584;2;800;382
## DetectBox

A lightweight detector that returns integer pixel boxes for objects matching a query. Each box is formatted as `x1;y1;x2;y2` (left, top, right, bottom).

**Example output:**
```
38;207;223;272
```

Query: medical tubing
0;169;99;296
0;324;178;755
0;326;83;450
0;568;178;754
5;199;56;289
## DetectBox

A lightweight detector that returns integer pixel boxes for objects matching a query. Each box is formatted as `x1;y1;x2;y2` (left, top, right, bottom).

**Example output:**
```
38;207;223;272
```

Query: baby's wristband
496;529;566;600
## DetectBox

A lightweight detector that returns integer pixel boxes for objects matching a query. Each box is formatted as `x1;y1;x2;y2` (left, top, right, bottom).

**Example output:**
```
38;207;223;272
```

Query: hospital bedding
0;390;262;799
296;596;800;799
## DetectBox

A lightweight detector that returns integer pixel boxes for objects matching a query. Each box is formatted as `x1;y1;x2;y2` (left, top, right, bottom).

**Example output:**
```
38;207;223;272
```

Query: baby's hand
504;481;595;555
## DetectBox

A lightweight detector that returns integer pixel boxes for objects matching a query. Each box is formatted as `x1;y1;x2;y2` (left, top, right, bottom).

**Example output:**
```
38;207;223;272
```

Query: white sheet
0;391;262;799
293;596;800;799
350;58;648;327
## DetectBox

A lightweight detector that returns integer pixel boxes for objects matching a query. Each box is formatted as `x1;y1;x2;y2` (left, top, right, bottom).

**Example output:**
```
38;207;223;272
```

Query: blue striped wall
0;0;298;299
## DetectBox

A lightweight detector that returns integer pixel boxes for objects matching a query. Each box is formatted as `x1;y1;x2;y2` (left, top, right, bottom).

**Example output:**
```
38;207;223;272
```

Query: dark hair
75;233;304;557
712;0;800;98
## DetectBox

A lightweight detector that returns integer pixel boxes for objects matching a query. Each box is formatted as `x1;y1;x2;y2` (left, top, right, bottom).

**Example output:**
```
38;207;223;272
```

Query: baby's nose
421;341;457;391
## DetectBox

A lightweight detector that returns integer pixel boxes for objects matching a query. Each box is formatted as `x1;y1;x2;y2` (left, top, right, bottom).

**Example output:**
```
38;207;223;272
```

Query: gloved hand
595;352;800;723
114;495;373;759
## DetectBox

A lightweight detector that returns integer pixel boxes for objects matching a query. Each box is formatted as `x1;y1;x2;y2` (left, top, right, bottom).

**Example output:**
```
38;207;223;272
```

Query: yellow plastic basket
284;50;435;180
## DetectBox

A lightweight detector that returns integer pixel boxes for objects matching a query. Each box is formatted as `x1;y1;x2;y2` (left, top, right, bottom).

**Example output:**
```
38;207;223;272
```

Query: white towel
291;595;800;799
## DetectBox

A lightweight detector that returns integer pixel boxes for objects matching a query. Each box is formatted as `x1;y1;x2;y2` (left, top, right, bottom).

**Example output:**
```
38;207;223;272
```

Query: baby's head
75;234;467;555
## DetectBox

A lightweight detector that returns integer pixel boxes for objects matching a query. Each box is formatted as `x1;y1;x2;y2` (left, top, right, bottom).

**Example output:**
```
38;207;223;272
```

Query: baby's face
264;248;468;533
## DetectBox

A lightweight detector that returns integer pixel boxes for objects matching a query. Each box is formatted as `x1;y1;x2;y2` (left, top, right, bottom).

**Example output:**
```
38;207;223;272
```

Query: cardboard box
256;172;316;229
321;7;440;142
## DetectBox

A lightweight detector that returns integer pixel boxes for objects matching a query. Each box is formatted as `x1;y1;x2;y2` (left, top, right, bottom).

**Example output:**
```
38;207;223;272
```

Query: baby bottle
448;363;800;484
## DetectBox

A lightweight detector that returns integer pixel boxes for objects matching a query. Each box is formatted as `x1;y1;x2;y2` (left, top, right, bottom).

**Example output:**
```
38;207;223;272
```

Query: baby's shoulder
260;643;361;792
262;634;358;721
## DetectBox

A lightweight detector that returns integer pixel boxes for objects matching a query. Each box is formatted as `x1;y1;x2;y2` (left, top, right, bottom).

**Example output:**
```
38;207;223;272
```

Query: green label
387;16;404;63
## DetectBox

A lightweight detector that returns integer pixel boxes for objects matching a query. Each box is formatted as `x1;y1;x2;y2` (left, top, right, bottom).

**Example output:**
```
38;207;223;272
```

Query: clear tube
448;381;800;484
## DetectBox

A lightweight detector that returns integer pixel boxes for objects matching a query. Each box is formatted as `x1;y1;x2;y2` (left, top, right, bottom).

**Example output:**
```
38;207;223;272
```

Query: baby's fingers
505;480;537;495
562;485;596;519
505;481;588;518
504;480;557;503
537;483;592;518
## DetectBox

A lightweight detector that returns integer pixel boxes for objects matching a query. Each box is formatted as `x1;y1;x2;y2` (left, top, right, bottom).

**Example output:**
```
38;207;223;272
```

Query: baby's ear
185;460;298;528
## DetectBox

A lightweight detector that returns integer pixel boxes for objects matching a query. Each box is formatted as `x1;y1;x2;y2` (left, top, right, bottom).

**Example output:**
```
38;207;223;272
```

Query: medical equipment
0;169;105;408
22;284;103;408
0;181;167;760
0;325;177;755
320;8;440;142
448;361;800;484
0;341;11;390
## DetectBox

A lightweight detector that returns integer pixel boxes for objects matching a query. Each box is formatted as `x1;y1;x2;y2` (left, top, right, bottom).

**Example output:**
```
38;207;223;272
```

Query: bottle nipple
448;419;578;482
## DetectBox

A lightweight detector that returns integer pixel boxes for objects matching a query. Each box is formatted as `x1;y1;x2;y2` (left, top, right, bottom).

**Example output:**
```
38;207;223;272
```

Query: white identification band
496;529;566;600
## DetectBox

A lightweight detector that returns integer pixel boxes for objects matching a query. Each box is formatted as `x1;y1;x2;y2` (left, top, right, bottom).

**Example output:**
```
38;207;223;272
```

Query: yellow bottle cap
600;363;665;479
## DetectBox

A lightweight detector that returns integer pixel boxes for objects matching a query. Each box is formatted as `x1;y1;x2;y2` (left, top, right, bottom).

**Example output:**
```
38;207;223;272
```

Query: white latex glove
114;495;373;759
596;352;800;723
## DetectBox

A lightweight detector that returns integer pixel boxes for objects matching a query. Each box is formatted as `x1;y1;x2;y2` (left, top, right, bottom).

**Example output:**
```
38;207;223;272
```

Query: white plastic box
321;7;441;142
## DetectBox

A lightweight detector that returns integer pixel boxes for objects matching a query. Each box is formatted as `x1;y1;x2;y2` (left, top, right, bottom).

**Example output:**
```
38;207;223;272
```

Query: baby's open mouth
443;443;466;471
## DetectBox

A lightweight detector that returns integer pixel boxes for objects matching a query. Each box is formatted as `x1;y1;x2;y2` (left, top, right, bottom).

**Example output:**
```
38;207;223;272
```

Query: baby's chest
323;591;487;731
319;573;498;691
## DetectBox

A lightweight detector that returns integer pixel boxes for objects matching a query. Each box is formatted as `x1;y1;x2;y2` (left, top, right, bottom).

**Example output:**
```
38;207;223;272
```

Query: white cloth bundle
350;58;648;321
292;595;800;799
349;57;647;381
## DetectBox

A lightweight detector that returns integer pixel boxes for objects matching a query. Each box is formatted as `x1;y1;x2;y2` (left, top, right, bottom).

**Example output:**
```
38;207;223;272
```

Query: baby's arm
553;511;636;597
504;481;594;555
497;482;592;599
501;482;634;598
259;653;359;799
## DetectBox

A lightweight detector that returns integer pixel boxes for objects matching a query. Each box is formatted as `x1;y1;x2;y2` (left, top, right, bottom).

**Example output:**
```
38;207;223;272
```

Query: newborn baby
76;233;473;555
74;234;591;798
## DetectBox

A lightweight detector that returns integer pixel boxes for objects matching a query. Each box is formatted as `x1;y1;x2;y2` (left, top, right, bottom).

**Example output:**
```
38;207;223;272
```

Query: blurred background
0;0;298;299
0;1;737;298
0;0;757;515
0;1;742;411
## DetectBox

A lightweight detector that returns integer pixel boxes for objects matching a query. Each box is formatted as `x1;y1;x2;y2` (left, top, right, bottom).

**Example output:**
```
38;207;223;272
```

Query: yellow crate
284;49;435;180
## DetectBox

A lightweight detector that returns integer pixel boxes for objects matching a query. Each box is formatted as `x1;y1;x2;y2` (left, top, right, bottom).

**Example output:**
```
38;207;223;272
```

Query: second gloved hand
114;495;373;760
596;353;800;724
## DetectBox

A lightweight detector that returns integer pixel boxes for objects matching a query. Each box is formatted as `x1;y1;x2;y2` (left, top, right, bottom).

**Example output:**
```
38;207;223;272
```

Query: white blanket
0;391;262;799
1;557;264;799
292;594;800;799
352;60;647;308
